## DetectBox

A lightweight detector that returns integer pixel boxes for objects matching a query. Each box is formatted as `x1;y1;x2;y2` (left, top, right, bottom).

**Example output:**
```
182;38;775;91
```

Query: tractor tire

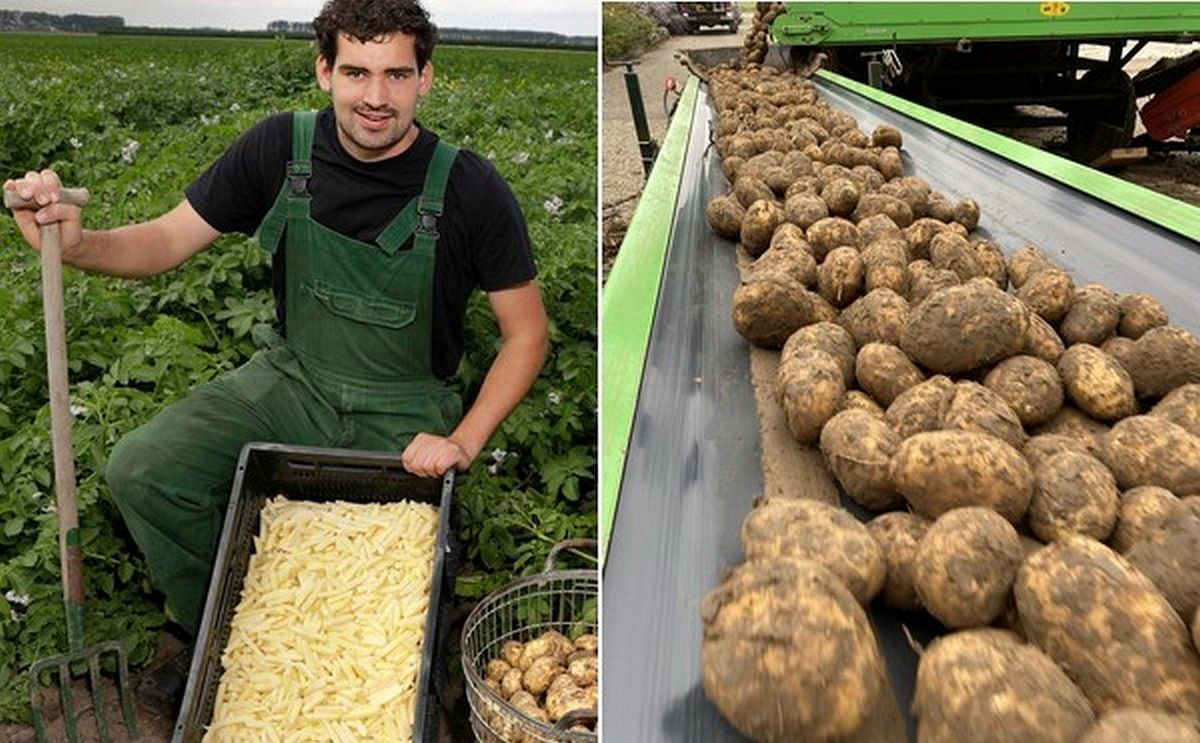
1067;67;1136;164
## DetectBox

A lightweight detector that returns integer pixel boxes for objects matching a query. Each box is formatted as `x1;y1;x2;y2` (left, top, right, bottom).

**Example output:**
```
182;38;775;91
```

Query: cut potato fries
203;497;439;742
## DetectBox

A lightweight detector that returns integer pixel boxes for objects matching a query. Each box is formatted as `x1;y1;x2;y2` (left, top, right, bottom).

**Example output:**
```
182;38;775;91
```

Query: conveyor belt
602;71;1200;743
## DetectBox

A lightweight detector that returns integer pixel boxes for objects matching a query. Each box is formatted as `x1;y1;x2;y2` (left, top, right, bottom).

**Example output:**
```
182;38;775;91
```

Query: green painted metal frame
773;2;1200;46
600;77;699;561
818;69;1200;242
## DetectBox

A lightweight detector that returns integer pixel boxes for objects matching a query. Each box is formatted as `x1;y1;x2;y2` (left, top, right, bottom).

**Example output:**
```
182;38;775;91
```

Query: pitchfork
4;187;139;742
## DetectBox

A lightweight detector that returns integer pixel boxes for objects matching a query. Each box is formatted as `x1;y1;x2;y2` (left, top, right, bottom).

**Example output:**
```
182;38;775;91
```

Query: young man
4;0;546;706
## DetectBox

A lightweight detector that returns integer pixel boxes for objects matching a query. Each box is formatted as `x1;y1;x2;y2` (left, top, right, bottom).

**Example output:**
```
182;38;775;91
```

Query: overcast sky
1;0;596;35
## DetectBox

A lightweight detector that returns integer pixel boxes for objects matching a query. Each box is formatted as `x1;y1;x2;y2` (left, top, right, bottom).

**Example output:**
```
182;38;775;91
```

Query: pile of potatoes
701;60;1200;742
477;630;597;741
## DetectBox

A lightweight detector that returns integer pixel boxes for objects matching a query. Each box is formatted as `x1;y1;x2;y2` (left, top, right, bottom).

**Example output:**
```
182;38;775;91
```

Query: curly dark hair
313;0;438;70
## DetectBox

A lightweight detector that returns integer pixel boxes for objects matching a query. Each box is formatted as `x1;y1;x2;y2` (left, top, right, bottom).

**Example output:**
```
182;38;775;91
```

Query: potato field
0;33;596;723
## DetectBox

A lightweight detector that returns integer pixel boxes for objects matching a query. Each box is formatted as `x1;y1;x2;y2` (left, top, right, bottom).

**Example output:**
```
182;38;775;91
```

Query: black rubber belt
602;79;1200;743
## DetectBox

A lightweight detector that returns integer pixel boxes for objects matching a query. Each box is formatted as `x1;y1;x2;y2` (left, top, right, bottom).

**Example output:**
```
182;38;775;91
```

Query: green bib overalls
106;112;462;636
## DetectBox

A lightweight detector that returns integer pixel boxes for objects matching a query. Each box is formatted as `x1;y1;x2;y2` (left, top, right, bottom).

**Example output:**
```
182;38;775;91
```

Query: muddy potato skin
1022;433;1093;470
901;281;1029;374
943;381;1028;451
1111;486;1178;553
1099;415;1200;493
1150;383;1200;438
732;275;821;349
872;123;903;148
1117;292;1169;339
839;288;910;348
733;175;775;209
776;347;846;444
746;246;817;288
817;246;865;308
1128;326;1200;398
701;559;885;743
1015;536;1200;717
904;218;953;261
890;431;1034;523
1007;245;1053;289
852;192;914;228
866;512;929;612
1032;405;1108;456
885;375;955;439
839;390;886;418
820;409;904;511
740;199;785;258
1080;709;1200;743
1029;451;1120;542
782;321;857;385
984;355;1064;426
706;195;746;239
1060;284;1120;346
929;232;985;282
1016;268;1075;323
907;262;960;305
805;216;861;261
971;239;1009;289
914;629;1095;743
820;177;861;217
1024;312;1066;364
953;197;980;230
766;221;811;255
1057;344;1136;422
857;214;902;244
740;498;886;604
1126;516;1200;620
915;507;1022;628
855;342;926;408
783;192;829;229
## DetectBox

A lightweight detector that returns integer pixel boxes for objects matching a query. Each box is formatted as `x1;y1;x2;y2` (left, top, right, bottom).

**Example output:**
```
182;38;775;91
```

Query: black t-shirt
184;108;536;378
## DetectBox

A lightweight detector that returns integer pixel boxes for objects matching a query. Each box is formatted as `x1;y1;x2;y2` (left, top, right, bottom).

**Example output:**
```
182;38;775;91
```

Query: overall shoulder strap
257;111;317;252
377;138;460;255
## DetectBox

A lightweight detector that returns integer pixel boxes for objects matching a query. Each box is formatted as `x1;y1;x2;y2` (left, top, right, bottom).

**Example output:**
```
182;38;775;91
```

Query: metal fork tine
56;659;80;743
87;653;111;743
113;642;139;738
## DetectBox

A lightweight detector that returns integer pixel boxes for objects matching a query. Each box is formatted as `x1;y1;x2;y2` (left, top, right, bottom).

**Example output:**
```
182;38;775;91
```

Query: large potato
1057;344;1136;422
971;238;1008;289
1007;244;1055;288
929;232;985;283
766;222;811;255
1110;485;1179;553
1126;515;1200;620
1015;536;1200;717
1080;709;1200;743
1029;451;1120;542
740;498;886;604
1150;383;1200;438
782;322;857;385
819;409;904;511
851;193;913;228
776;347;846;444
865;512;929;612
1059;284;1120;346
1022;433;1093;469
984;355;1064;426
861;241;910;296
740;199;785;258
856;214;902;244
890;431;1034;523
854;342;925;408
701;559;886;743
805;216;861;261
706;195;745;239
783;192;829;229
1016;268;1074;323
1117;292;1169;339
942;381;1028;450
817;246;864;308
884;375;955;439
1127;326;1200;398
900;280;1029;374
915;508;1022;628
906;261;960;305
732;276;831;349
904;218;954;261
1024;312;1066;364
733;175;775;209
1099;415;1200;493
914;629;1095;743
1033;405;1108;456
871;123;903;148
746;246;818;289
820;177;861;216
839;390;886;418
839;288;909;348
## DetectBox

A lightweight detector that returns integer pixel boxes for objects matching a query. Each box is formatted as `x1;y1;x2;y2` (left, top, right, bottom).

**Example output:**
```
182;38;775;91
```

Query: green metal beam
773;2;1200;46
600;77;699;563
817;68;1200;242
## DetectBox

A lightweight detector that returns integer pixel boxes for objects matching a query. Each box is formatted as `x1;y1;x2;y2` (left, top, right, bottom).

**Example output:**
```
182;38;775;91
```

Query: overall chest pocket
303;280;417;329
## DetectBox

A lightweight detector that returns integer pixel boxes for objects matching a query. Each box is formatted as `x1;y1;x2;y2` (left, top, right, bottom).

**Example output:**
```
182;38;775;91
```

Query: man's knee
105;432;157;513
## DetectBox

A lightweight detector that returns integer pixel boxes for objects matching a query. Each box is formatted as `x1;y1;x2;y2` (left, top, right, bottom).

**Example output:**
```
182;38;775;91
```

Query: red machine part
1140;67;1200;141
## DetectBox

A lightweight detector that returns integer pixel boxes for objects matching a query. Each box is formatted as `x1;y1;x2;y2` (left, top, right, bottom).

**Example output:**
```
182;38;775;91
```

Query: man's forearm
450;333;548;461
69;222;178;278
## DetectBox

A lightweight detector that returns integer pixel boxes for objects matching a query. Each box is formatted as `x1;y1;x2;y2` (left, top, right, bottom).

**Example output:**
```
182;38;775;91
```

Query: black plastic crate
172;442;456;742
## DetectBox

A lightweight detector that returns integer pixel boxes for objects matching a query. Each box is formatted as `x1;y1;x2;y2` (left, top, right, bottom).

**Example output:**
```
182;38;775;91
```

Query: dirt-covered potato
518;635;563;670
501;640;524;668
1151;383;1200;438
860;239;910;296
952;197;980;231
856;214;902;244
805;216;861;261
1111;486;1179;553
1015;536;1200;717
929;232;985;282
732;275;831;349
854;342;924;407
850;192;912;228
1126;515;1200;620
817;246;864;308
1195;607;1200;655
865;512;929;612
1017;268;1075;323
880;181;929;220
523;655;564;695
904;218;953;261
838;390;886;418
914;629;1095;743
1126;326;1200;398
907;261;960;305
872;123;903;148
1100;415;1200;493
819;409;904;511
573;634;597;653
901;280;1029;374
545;679;593;723
1117;292;1169;339
984;355;1064;426
1023;433;1093;469
706;195;745;240
820;177;861;216
839;288;910;348
783;192;829;229
877;146;903;179
487;658;512;682
767;221;811;254
885;375;955;439
776;346;846;444
1060;284;1120;346
740;498;886;604
567;654;598;687
701;559;886;743
851;164;886;192
925;196;955;223
781;321;857;385
1033;405;1109;455
942;381;1028;450
1007;245;1055;289
1024;312;1066;364
501;667;524;698
971;239;1008;289
509;689;549;723
1080;709;1200;743
740;199;785;258
733;175;775;209
746;246;817;288
1029;451;1120;542
1057;344;1136;422
914;507;1022;627
891;430;1034;522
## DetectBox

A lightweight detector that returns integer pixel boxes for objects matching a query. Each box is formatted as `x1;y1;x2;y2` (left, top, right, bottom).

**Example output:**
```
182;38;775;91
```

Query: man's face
316;32;432;162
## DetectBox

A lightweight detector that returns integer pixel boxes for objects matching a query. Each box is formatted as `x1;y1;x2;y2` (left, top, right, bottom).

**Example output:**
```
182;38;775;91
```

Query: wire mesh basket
462;539;599;743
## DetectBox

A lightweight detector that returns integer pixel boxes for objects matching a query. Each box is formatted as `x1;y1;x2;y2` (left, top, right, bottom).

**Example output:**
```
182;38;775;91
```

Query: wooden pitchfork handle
4;186;91;649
